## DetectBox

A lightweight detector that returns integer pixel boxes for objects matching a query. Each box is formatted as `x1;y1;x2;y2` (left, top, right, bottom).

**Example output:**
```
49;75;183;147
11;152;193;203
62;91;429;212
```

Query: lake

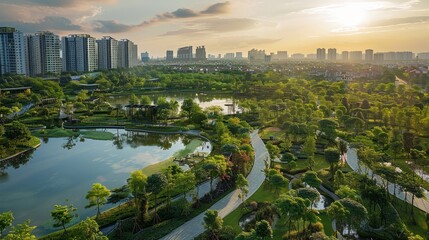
108;92;241;114
0;129;208;236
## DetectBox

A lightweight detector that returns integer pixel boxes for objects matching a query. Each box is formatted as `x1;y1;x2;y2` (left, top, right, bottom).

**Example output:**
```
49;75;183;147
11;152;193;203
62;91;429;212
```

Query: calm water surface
109;92;241;114
0;129;206;236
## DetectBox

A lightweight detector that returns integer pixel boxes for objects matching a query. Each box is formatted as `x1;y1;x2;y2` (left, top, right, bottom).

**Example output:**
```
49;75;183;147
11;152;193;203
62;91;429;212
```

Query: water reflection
0;129;207;236
0;150;33;175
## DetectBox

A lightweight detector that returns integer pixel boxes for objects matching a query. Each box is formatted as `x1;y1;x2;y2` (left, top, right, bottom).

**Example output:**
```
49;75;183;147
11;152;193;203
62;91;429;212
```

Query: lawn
141;139;204;175
223;181;289;234
392;197;429;237
32;128;114;141
259;127;284;140
319;212;334;236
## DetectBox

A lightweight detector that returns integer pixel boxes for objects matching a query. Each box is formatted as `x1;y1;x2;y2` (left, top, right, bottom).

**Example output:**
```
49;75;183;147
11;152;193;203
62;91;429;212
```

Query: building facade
327;48;337;61
365;49;374;62
141;52;149;62
0;27;28;76
248;49;266;63
341;51;349;61
317;48;326;60
350;51;363;62
62;34;98;72
177;46;193;60
97;36;118;70
166;50;174;61
195;46;206;60
26;31;61;76
118;39;138;68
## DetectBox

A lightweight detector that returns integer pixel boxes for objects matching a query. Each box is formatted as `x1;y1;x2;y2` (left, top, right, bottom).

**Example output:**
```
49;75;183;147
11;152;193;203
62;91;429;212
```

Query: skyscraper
195;46;207;60
341;51;349;61
141;52;149;62
97;36;118;70
365;49;374;62
166;50;174;61
317;48;326;60
26;31;61;76
350;51;363;62
235;52;243;59
177;46;193;60
248;49;266;63
62;34;98;72
327;48;337;61
0;27;28;76
374;53;384;63
118;39;138;68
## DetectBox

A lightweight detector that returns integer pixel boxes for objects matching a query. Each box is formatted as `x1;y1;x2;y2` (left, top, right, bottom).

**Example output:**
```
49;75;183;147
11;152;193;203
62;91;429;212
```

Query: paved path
7;103;34;119
346;147;429;213
160;130;269;240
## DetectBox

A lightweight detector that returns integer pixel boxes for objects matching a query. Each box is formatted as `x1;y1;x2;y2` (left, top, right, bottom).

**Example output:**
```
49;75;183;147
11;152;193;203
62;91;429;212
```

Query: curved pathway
346;147;429;213
160;130;269;240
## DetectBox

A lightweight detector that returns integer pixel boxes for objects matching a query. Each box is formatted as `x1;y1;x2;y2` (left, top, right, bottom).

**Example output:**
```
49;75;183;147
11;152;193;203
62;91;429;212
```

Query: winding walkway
346;147;429;213
160;130;269;240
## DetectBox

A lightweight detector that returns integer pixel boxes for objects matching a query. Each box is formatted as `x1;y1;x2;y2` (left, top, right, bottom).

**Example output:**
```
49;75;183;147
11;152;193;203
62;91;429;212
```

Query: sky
0;0;428;57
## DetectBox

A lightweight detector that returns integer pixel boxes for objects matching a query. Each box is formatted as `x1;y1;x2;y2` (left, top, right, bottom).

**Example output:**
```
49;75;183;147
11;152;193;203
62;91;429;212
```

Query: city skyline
0;0;428;57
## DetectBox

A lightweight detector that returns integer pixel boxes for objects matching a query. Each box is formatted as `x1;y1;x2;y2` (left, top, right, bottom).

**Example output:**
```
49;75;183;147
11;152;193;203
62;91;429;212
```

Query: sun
331;5;367;28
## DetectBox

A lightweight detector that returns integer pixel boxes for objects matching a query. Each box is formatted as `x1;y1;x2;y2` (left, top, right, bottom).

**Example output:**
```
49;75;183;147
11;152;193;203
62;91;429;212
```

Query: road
346;147;429;213
160;130;269;240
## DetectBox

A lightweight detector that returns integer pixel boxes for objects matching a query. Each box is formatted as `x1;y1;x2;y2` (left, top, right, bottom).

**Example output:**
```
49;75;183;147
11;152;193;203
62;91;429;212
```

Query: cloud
91;2;231;33
303;0;421;15
201;2;230;14
160;18;257;37
365;15;429;27
1;0;116;7
3;16;82;33
161;28;204;36
93;20;134;33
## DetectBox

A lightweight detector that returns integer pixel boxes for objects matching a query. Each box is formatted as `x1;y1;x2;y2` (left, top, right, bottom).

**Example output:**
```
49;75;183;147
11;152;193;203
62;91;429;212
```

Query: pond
108;92;241;114
0;129;209;236
312;194;333;210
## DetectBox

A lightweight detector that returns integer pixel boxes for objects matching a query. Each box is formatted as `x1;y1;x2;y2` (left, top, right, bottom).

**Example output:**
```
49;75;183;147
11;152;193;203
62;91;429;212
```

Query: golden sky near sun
1;0;428;56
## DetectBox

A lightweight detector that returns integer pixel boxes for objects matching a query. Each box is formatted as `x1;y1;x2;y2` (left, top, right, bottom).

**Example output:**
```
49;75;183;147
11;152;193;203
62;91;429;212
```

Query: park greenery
0;64;429;239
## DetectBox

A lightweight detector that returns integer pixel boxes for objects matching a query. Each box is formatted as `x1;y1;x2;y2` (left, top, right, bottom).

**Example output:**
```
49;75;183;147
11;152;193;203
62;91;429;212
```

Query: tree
268;173;288;196
73;218;108;240
325;147;340;177
5;122;31;143
85;183;110;219
255;220;272;240
128;170;148;223
336;186;359;200
302;171;322;188
50;204;77;234
327;201;349;234
203;210;223;240
265;142;280;160
333;170;346;190
174;171;196;199
0;211;14;237
147;173;168;223
236;174;249;204
303;136;316;169
202;155;227;197
318;118;339;141
338;198;368;235
181;98;199;120
296;188;320;209
4;220;36;240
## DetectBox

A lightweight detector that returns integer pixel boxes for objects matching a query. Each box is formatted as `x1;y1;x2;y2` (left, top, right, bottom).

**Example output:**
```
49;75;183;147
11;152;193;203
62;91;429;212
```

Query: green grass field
141;139;204;175
32;128;114;140
223;181;289;235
